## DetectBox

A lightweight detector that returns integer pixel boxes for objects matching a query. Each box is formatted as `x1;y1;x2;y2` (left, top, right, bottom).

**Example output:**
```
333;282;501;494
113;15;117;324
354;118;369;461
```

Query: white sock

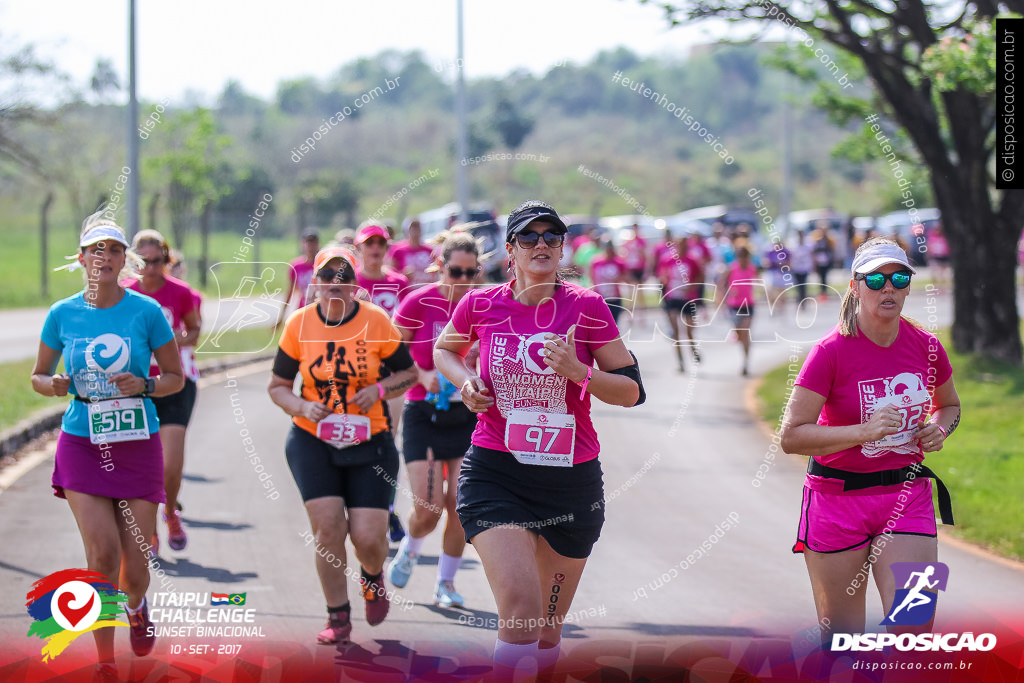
404;534;425;556
125;596;146;614
437;552;461;582
536;642;561;673
492;639;537;681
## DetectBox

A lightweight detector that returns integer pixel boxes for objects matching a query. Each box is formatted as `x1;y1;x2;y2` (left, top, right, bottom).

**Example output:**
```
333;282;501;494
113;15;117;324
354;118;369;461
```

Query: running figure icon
885;565;939;623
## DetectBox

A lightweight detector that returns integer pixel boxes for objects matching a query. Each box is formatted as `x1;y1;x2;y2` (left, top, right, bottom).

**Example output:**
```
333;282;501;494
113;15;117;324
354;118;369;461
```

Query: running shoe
126;596;156;656
165;508;188;551
93;663;119;683
387;543;415;588
388;512;406;543
434;580;464;609
360;572;390;626
316;612;352;645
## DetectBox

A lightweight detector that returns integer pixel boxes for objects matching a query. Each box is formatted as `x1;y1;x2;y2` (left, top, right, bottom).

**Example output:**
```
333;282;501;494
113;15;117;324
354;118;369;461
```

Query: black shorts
284;425;398;507
663;299;698;318
730;303;755;325
456;445;605;559
151;378;197;428
402;400;476;463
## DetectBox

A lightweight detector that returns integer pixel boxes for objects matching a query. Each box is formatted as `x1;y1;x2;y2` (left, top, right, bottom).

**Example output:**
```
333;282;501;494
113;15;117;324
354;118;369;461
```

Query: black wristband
145;377;156;395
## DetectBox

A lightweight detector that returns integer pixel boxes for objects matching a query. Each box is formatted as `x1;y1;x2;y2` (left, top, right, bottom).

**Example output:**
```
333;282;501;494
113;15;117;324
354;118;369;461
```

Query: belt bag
807;459;954;526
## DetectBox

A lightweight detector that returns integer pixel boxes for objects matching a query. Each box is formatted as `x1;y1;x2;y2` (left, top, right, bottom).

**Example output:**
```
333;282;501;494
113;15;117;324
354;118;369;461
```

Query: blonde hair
59;209;143;282
838;236;922;337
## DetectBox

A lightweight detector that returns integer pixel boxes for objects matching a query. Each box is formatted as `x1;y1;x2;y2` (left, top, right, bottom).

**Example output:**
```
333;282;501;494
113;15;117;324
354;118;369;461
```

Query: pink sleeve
450;290;477;341
579;294;621;349
392;292;421;332
930;337;953;388
794;341;834;398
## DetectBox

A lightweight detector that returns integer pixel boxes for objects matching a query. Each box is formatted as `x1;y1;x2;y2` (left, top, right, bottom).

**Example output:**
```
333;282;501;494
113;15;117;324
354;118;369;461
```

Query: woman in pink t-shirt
780;237;961;642
128;230;201;555
719;245;759;376
434;200;645;678
388;232;482;610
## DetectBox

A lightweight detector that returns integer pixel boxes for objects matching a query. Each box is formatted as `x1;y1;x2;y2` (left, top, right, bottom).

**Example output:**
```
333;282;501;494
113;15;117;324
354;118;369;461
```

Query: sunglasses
855;270;912;290
142;258;164;267
316;267;355;283
447;265;480;279
514;231;565;249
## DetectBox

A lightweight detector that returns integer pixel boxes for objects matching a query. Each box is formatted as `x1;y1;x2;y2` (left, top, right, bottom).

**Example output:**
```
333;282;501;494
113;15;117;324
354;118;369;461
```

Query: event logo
212;592;247;606
25;569;127;661
522;333;557;374
883;562;948;626
84;334;131;373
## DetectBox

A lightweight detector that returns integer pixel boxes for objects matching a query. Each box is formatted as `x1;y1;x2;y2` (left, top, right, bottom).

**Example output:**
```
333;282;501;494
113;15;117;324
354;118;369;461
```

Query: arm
541;327;640;408
434;322;493;413
179;308;201;348
349;344;419;412
268;372;331;422
396;319;439;394
780;385;903;457
914;376;961;453
31;342;70;397
109;340;184;398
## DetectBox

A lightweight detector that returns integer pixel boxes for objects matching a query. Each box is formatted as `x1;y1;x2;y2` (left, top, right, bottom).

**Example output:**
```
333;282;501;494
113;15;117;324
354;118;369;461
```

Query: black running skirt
456;445;605;559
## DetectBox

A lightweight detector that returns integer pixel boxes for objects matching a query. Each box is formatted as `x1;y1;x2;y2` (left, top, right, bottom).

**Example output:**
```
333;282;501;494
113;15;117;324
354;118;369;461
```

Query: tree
493;94;534;151
145;108;231;285
652;1;1024;363
89;59;120;102
0;39;64;173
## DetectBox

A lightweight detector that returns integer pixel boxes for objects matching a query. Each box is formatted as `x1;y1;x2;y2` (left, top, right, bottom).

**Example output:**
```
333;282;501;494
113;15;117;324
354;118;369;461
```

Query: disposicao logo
25;569;127;661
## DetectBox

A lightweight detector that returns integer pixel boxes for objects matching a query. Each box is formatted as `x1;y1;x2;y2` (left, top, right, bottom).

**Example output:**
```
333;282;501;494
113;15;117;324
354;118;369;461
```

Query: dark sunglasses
316;267;355;283
855;270;912;290
142;258;164;267
446;265;480;279
514;231;564;249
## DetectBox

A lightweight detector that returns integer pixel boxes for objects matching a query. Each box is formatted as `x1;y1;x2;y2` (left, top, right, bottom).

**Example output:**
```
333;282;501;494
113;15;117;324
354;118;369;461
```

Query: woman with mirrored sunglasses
781;237;961;643
268;247;418;645
388;231;483;609
434;200;646;679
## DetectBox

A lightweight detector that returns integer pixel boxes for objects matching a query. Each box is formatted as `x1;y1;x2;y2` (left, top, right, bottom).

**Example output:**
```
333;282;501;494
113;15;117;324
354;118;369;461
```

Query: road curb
0;353;273;459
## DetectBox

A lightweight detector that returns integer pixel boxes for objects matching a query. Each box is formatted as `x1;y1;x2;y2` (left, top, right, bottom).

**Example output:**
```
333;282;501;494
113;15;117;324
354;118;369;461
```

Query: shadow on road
335;639;492;678
624;622;761;638
180;517;252;532
383;551;480;572
416;604;587;639
154;556;258;583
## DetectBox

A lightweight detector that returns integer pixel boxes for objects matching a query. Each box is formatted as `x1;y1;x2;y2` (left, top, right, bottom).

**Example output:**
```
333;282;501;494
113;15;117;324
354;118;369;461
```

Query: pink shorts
793;477;936;553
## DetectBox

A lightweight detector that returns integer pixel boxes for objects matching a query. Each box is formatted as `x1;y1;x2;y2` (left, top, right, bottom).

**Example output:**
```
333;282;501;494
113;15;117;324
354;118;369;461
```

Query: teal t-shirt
40;289;175;437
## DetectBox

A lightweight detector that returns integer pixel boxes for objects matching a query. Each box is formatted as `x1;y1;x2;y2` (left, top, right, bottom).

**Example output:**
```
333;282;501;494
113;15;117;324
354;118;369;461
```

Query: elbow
169;373;185;395
779;427;796;455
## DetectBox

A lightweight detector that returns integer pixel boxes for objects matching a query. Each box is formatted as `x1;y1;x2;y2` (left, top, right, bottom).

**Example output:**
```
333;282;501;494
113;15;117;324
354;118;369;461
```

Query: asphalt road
1;286;1022;681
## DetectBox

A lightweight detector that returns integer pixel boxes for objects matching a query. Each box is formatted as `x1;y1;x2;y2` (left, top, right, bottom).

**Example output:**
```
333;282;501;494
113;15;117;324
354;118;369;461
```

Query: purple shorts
793;477;936;553
52;431;165;504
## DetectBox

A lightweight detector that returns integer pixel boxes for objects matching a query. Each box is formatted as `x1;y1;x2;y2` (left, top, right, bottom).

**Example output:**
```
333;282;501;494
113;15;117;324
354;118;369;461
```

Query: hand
51;373;71;397
914;422;946;453
109;372;145;396
351;384;379;413
461;376;494;413
862;404;904;442
301;401;332;422
419;368;440;394
542;325;587;383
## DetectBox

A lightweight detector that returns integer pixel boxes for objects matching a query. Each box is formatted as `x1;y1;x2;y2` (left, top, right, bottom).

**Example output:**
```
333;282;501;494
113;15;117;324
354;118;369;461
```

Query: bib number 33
505;410;575;467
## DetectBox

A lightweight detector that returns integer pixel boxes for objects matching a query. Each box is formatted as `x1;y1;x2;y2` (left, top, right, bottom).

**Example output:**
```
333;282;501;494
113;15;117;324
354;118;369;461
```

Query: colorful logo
882;562;949;626
212;592;247;606
26;569;127;661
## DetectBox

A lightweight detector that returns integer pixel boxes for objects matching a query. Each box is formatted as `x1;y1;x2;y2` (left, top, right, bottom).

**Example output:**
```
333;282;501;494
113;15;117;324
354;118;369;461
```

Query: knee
348;526;386;553
83;540;121;576
311;522;347;549
411;505;442;531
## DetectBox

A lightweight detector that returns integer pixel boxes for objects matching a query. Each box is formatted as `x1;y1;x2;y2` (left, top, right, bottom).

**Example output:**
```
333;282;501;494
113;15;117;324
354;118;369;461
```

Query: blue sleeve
147;302;175;350
41;305;63;352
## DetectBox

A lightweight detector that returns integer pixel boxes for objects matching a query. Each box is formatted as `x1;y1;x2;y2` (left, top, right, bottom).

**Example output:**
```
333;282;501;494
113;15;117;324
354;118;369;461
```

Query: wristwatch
144;378;156;396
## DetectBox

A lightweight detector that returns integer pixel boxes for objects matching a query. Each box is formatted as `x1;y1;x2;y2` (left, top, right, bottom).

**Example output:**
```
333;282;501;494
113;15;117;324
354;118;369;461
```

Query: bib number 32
504;410;575;467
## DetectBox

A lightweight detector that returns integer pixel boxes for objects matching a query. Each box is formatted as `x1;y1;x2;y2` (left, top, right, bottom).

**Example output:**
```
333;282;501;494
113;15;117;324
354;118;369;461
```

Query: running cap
505;200;568;243
313;246;357;275
851;242;916;275
355;224;390;244
80;225;130;249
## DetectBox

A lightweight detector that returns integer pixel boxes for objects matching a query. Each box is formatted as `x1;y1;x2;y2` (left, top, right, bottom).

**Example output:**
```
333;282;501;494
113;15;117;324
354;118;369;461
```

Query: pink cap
355;224;390;244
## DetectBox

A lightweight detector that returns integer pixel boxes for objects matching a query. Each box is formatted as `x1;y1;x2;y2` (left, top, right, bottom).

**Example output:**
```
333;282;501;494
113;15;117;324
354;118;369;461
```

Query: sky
1;0;743;105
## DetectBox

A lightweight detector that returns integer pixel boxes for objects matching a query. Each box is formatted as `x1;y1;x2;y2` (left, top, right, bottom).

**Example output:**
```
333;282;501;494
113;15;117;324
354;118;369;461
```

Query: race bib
504;410;575;467
88;398;149;444
316;413;372;449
